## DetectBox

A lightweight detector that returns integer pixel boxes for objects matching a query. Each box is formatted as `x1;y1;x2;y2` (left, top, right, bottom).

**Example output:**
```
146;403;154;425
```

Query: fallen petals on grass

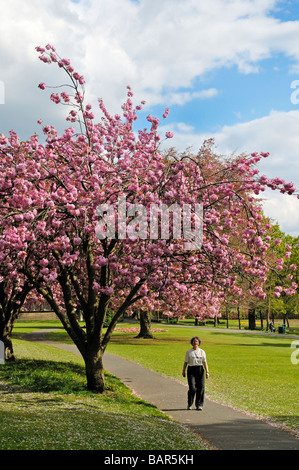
114;327;168;333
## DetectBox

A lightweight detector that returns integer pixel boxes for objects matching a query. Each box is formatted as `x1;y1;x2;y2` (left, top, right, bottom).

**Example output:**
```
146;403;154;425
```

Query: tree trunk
248;308;256;330
259;310;263;330
136;309;154;338
237;306;241;330
3;335;14;361
0;281;32;361
83;348;106;393
26;256;148;394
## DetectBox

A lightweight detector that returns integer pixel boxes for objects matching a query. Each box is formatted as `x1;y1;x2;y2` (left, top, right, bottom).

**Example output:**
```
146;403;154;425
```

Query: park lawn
0;338;209;451
106;325;299;433
12;321;299;435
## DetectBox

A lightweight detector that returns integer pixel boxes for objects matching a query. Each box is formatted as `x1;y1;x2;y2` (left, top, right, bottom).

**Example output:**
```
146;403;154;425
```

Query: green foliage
103;308;114;328
263;223;299;318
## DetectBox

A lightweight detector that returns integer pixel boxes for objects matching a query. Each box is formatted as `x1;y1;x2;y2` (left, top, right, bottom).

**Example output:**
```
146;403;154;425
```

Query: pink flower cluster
0;44;298;335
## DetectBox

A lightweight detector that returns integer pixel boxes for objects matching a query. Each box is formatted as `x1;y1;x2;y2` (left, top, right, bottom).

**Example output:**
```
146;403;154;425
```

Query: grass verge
39;322;299;435
0;338;209;451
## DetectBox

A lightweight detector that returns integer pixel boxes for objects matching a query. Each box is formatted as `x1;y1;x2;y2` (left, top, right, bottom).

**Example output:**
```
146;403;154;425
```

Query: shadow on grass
0;358;161;413
109;336;188;346
0;359;87;393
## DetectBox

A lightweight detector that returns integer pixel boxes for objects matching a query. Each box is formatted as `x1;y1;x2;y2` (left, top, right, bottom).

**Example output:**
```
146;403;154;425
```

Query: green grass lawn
36;321;299;434
0;337;209;451
7;320;299;445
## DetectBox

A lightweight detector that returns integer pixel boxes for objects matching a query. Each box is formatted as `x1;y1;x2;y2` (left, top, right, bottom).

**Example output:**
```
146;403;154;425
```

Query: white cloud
261;190;299;237
2;0;299;114
205;110;299;185
161;109;299;235
150;88;219;107
163;109;299;182
76;0;299;109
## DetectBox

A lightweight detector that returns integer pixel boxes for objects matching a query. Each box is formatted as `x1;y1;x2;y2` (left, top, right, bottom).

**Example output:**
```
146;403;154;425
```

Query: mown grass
39;322;299;435
0;338;209;451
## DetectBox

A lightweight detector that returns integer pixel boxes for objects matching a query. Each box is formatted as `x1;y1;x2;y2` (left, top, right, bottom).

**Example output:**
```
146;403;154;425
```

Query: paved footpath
23;331;299;451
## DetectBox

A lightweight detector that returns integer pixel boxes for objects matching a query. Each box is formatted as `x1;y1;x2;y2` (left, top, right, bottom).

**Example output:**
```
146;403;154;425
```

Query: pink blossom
40;258;49;267
165;131;174;138
101;286;114;296
254;236;263;248
73;72;85;85
96;256;108;267
139;285;148;296
50;93;61;104
61;91;70;102
39;55;51;64
60;58;71;67
163;108;169;119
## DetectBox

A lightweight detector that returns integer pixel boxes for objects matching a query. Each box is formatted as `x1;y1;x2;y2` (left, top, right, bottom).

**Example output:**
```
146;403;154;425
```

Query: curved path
23;330;299;451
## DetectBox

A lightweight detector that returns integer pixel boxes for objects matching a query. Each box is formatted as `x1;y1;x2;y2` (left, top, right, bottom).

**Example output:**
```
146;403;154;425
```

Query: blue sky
155;57;293;131
1;0;299;235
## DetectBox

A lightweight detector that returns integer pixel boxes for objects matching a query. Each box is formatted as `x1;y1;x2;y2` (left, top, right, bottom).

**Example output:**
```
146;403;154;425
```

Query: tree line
0;44;298;391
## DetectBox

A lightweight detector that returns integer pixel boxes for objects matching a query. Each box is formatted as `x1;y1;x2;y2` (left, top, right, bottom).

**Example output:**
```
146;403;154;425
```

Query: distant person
269;321;276;333
182;336;209;410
